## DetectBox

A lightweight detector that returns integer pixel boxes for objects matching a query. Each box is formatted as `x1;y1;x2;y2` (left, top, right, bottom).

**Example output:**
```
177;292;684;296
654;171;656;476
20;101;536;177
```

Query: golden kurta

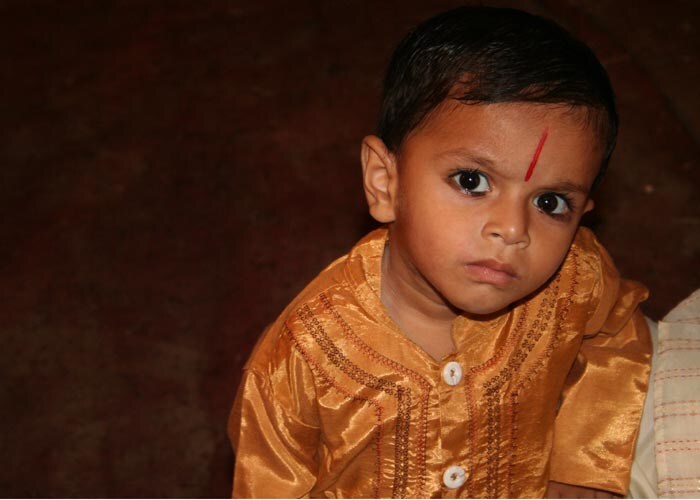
229;227;651;498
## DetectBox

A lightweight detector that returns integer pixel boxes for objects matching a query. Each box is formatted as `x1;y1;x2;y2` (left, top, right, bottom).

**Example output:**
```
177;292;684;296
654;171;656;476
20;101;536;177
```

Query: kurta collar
342;226;509;365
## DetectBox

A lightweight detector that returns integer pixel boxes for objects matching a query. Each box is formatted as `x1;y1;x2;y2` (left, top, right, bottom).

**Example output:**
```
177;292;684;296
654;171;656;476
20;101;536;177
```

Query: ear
583;198;594;214
361;135;398;223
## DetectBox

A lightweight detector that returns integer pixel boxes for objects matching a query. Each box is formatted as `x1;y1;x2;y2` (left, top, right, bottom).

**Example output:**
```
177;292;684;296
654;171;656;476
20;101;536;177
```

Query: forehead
403;100;603;183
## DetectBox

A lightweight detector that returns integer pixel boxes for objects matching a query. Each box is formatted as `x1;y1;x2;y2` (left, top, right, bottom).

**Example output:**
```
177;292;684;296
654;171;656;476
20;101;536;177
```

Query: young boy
229;6;651;498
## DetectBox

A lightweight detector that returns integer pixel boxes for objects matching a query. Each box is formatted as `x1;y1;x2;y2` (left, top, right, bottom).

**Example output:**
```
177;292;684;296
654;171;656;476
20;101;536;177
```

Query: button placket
438;360;468;492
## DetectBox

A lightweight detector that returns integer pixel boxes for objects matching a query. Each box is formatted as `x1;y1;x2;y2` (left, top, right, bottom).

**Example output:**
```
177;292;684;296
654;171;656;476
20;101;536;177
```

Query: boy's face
366;101;601;316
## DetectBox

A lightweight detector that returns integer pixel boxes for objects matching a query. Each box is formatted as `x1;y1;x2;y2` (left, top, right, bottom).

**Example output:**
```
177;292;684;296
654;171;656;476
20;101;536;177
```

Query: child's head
377;6;617;188
361;7;617;316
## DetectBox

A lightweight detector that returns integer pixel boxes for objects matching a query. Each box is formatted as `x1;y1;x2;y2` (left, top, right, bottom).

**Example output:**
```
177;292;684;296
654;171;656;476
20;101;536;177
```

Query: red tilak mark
524;129;549;181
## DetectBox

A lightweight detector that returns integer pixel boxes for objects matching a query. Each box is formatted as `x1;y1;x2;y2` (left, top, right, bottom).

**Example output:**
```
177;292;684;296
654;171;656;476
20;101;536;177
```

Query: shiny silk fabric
229;227;651;498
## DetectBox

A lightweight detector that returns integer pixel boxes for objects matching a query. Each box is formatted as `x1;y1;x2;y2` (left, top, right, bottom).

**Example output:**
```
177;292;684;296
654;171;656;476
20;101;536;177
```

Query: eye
533;192;571;216
451;170;490;194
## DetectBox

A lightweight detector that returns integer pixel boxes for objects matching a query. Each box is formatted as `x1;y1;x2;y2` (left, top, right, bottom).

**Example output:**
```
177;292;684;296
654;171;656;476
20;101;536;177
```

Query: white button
443;465;466;489
442;361;463;386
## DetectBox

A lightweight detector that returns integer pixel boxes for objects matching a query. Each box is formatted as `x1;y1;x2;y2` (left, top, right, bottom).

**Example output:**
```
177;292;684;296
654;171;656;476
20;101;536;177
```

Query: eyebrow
540;180;590;194
436;149;497;169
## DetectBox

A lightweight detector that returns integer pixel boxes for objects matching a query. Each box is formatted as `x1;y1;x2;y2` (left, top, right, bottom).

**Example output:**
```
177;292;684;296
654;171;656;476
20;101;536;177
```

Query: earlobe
361;135;398;223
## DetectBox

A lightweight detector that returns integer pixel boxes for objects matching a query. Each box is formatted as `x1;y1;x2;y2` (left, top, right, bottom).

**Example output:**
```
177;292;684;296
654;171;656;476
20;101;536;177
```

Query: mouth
465;259;518;286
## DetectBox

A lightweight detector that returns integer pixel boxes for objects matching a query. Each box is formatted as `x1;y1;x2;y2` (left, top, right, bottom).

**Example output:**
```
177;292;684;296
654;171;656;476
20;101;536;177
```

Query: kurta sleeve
549;240;652;495
228;327;321;498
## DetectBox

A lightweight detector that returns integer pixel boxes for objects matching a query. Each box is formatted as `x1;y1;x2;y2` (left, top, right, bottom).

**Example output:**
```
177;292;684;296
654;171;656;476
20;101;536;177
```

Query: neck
380;241;458;332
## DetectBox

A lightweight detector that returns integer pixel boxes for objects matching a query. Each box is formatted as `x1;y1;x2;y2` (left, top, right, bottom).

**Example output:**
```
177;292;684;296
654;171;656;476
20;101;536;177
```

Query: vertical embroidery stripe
296;304;412;498
507;249;578;495
284;325;384;496
319;293;431;496
482;271;563;497
464;302;530;497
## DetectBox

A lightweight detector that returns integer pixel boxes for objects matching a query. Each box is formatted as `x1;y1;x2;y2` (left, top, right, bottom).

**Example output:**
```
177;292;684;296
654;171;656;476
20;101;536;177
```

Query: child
229;6;651;498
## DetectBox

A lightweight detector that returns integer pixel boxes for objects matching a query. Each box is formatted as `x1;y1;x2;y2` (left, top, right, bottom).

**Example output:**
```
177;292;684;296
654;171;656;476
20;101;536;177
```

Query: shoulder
244;262;350;374
563;227;648;334
245;228;387;373
564;228;613;308
547;226;615;310
567;226;616;282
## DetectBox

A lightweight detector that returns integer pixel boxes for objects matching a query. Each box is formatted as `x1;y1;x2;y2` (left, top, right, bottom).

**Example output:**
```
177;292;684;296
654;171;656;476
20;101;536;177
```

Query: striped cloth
630;289;700;498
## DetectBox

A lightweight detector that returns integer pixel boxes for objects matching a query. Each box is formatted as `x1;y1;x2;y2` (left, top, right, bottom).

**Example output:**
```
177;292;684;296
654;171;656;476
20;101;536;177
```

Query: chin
455;299;514;318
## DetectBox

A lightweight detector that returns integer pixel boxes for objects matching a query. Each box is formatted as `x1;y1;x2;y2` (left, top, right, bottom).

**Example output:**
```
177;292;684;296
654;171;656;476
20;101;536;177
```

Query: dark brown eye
534;193;568;215
453;170;490;193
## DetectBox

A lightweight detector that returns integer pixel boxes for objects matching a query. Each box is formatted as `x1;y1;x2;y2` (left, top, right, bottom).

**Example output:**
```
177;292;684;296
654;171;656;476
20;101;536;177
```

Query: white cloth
629;290;700;498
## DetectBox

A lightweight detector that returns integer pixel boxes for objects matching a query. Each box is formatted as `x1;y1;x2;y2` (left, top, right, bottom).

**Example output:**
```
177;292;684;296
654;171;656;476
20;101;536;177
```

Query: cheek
397;190;442;236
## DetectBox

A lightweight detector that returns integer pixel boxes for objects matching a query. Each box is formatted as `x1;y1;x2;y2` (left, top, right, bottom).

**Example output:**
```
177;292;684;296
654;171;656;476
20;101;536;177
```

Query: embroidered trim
497;289;557;495
484;292;560;498
297;304;412;498
283;324;384;496
319;292;431;496
463;302;530;497
507;249;578;494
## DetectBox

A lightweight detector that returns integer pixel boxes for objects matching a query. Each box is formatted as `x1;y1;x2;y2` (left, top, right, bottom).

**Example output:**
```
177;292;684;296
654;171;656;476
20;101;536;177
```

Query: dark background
1;0;698;497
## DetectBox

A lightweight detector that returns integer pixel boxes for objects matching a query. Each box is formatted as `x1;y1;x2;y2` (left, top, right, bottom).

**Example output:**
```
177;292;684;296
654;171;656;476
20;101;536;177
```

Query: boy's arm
549;239;652;496
228;337;321;498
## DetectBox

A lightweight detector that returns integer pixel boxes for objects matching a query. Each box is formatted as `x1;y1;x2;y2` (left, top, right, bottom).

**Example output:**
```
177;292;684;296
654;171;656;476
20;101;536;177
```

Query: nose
482;196;531;248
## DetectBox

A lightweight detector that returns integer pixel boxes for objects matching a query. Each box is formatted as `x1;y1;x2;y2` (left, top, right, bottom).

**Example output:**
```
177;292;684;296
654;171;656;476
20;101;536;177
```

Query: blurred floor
0;0;698;497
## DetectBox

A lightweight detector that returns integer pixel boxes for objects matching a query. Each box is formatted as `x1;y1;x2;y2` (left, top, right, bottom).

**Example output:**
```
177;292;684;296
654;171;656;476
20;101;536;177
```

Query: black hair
378;6;618;189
